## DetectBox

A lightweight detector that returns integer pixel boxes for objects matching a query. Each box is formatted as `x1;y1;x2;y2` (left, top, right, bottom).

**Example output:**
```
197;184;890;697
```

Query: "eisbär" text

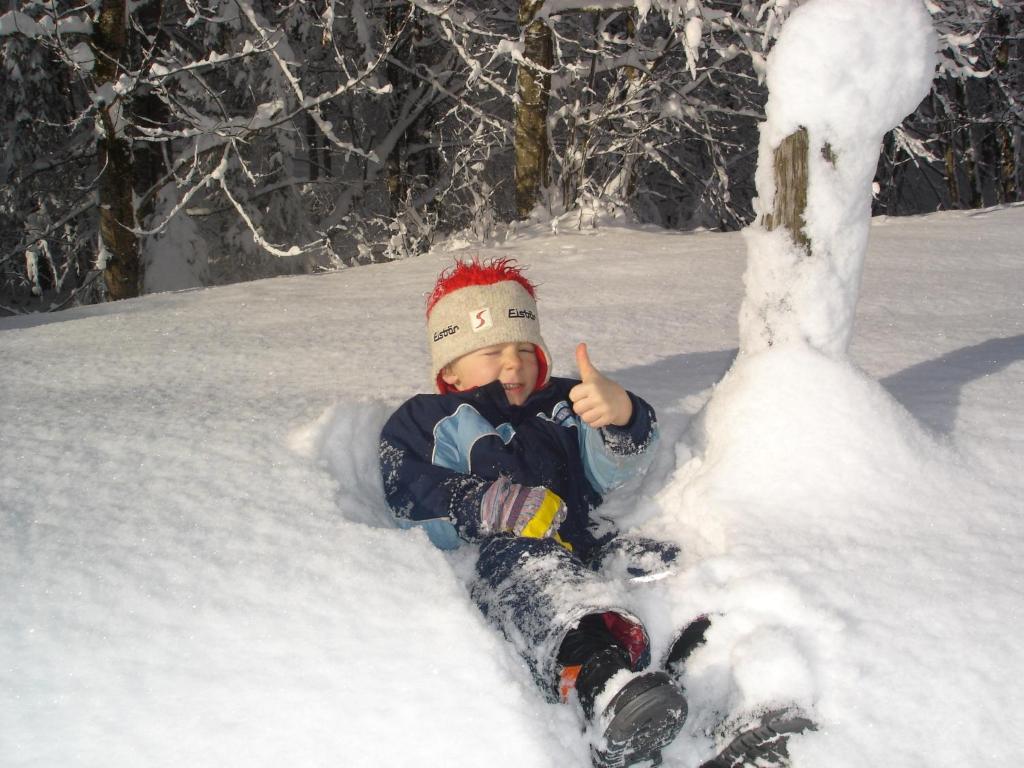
433;324;459;342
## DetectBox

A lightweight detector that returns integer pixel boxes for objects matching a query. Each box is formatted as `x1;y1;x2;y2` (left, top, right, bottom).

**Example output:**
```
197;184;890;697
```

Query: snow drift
3;204;1023;767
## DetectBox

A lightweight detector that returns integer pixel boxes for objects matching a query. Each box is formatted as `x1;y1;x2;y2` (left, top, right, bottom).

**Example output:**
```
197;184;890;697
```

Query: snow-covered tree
1;0;1020;314
0;0;397;308
1;4;102;309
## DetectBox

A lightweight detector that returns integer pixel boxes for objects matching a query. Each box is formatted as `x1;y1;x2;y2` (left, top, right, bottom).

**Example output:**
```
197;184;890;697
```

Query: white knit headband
426;280;551;393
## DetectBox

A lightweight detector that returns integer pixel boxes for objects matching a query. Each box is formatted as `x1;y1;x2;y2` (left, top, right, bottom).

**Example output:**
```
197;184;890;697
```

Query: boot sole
699;711;816;768
593;672;687;768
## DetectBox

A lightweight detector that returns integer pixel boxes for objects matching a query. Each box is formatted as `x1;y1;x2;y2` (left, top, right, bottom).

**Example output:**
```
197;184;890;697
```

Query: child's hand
569;343;633;428
480;478;567;541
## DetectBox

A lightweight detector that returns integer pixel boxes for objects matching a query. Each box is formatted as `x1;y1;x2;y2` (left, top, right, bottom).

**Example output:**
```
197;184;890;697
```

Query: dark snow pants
470;535;678;700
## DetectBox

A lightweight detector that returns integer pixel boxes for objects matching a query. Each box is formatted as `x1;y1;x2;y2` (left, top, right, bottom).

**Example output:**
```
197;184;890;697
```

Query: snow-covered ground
2;204;1023;767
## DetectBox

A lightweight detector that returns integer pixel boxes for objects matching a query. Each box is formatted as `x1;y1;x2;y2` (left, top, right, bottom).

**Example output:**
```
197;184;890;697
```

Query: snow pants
470;534;678;701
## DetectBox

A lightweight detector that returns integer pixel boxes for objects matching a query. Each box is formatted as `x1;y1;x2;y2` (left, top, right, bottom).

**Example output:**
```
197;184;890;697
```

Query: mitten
480;476;567;541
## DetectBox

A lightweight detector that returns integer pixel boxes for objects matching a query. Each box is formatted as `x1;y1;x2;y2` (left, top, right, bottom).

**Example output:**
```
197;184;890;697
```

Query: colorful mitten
480;476;567;541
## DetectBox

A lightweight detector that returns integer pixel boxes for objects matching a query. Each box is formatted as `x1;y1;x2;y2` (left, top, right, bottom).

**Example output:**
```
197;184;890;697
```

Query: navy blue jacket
379;377;659;560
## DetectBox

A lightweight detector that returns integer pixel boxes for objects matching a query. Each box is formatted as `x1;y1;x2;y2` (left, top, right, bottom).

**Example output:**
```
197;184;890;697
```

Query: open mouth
502;382;527;400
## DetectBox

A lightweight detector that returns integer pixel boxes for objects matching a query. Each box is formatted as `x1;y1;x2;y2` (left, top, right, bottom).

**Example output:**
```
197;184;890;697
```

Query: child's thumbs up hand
569;343;633;428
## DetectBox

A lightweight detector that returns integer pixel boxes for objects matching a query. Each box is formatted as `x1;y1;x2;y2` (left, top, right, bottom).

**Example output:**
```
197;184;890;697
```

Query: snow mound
655;343;1021;767
291;400;395;529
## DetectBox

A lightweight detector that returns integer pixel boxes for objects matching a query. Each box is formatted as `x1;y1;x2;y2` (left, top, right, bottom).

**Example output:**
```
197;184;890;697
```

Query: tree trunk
514;1;553;219
133;0;169;220
384;5;408;211
994;14;1017;203
93;0;140;300
961;80;983;209
996;124;1017;203
306;111;321;181
762;127;811;254
944;145;960;207
938;82;962;209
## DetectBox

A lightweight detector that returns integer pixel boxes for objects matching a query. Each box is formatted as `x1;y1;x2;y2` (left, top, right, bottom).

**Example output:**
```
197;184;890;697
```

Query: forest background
0;0;1020;312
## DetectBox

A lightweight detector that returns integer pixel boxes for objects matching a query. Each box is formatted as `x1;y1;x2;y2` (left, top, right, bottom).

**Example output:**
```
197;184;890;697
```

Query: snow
2;204;1023;767
5;3;1020;765
69;42;95;72
763;0;937;147
0;10;92;38
0;11;38;37
142;198;210;294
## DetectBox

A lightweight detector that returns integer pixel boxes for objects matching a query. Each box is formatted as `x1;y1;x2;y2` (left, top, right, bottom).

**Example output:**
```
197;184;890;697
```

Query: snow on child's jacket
379;376;659;560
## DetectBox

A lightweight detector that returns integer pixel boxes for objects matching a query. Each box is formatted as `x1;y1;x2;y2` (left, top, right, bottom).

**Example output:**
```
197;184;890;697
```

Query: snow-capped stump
666;5;943;753
740;0;938;357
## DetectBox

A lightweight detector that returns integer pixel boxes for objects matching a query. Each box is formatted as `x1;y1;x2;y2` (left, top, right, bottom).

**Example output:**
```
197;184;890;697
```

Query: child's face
441;342;539;405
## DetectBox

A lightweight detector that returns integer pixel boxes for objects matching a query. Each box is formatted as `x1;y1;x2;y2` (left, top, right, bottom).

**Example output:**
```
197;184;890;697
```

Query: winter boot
589;536;681;583
664;615;712;679
699;710;816;768
558;614;687;768
589;670;688;768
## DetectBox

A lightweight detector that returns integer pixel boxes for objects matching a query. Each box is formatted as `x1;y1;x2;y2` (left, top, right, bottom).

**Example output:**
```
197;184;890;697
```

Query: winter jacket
379;377;659;560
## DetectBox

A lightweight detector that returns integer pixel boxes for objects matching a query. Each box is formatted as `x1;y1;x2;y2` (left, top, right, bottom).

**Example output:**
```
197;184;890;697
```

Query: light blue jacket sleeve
576;393;659;495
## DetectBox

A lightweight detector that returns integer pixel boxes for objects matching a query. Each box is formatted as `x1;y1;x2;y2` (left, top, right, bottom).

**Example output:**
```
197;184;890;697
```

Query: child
380;257;820;768
379;257;697;767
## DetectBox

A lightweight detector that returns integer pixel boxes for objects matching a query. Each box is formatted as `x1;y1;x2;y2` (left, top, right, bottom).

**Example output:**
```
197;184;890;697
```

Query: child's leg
473;535;688;768
470;534;646;699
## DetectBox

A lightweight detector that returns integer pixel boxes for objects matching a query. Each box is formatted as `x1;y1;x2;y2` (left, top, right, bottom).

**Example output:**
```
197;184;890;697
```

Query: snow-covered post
739;0;937;358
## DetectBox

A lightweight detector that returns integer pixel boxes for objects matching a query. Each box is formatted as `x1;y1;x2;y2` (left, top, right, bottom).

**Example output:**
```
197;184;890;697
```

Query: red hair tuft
426;257;537;316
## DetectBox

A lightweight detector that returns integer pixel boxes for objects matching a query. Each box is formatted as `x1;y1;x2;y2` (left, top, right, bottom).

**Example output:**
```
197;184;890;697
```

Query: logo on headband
470;307;493;332
433;324;459;342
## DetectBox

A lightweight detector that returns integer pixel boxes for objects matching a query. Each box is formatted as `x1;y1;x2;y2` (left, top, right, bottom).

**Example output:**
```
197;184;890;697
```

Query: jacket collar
458;379;553;418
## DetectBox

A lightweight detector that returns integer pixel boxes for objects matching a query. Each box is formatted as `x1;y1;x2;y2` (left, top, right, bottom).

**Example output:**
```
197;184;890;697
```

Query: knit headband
426;279;551;394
